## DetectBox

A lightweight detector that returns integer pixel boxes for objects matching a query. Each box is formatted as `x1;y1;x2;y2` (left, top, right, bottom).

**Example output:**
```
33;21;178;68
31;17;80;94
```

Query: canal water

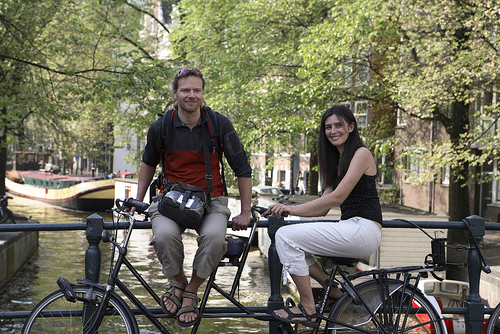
0;195;278;333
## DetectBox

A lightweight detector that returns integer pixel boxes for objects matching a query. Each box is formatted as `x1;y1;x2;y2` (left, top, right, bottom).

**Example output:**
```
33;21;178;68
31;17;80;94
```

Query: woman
266;105;382;328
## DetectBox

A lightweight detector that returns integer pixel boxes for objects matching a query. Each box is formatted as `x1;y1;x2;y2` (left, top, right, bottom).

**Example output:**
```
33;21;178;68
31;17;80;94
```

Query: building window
354;101;368;128
397;107;406;127
440;164;450;185
403;148;427;183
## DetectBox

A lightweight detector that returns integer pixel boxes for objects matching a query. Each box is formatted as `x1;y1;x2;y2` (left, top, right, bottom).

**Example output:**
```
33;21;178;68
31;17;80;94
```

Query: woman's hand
265;203;290;218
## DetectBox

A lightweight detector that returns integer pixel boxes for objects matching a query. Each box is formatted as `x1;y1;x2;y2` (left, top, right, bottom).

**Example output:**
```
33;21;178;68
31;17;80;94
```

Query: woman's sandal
272;297;319;328
161;280;186;316
176;291;201;327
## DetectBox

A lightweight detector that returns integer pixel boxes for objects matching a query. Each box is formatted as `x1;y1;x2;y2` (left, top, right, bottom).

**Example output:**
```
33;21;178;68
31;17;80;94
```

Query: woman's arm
267;148;376;218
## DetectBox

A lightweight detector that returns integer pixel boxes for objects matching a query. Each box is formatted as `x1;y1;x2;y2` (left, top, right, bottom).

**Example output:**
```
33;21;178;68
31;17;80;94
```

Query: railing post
463;215;485;334
85;213;103;283
267;215;285;334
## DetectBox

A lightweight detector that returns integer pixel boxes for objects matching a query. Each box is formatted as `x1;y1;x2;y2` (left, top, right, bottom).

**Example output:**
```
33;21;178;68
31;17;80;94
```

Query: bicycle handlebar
115;198;150;214
251;204;289;217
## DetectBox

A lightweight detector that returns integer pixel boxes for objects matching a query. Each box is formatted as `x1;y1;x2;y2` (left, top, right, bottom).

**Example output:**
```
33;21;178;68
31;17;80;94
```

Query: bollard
85;214;103;283
463;215;485;334
83;214;104;331
267;215;285;334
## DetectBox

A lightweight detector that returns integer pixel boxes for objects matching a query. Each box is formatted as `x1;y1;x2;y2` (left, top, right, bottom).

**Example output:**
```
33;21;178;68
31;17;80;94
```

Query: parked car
116;172;136;179
252;186;284;197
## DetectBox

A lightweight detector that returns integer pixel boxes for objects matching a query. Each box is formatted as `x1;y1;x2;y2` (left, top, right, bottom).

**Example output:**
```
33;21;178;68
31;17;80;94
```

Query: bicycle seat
324;256;359;267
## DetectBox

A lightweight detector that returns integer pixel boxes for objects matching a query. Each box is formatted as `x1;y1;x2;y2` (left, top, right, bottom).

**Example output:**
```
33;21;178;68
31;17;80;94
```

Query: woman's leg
309;261;343;299
273;274;316;320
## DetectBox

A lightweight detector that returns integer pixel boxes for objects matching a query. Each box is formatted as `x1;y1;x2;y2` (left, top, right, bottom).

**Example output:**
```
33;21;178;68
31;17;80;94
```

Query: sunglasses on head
177;68;202;76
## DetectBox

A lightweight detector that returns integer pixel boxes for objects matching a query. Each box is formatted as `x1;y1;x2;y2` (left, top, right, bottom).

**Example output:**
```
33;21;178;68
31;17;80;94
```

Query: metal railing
1;214;499;333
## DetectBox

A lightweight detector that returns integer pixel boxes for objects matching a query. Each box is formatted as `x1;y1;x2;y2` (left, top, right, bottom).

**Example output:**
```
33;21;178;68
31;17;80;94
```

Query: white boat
6;170;115;212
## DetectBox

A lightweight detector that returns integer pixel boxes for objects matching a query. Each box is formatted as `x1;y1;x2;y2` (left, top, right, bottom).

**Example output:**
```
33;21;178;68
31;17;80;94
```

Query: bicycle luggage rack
1;214;500;333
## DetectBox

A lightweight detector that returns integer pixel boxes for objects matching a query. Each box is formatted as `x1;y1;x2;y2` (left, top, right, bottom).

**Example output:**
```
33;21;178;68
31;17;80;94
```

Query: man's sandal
272;297;319;328
161;280;186;316
176;291;200;327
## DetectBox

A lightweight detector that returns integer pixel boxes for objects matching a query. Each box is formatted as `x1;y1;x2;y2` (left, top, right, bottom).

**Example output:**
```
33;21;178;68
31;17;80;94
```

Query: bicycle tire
0;208;14;224
326;278;445;333
485;303;500;333
22;285;138;334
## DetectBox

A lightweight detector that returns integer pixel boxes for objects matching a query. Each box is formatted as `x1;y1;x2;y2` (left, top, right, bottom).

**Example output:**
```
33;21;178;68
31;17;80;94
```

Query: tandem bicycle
20;199;499;333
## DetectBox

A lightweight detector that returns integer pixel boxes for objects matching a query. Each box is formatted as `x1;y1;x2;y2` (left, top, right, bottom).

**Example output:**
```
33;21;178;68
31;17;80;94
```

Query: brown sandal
176;291;200;327
160;280;186;316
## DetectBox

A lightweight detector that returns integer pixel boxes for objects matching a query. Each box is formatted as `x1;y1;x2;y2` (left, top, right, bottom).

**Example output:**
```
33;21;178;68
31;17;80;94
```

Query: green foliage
0;0;171;181
1;0;498;223
379;184;400;204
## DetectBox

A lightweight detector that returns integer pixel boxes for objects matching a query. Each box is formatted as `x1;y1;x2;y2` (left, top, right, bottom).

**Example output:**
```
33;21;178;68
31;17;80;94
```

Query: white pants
275;217;382;279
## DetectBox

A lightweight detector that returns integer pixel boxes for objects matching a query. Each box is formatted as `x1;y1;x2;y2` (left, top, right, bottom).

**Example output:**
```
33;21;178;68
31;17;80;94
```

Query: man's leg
149;201;186;314
177;270;205;324
178;197;230;324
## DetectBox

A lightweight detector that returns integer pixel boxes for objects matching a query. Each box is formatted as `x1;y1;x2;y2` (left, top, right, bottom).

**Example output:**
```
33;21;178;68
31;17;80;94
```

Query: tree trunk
308;149;318;196
445;100;471;281
0;130;6;195
289;153;295;195
446;167;471;281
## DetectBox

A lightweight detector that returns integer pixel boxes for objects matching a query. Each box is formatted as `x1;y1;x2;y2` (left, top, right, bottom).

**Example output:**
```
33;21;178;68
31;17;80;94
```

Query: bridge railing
1;214;499;333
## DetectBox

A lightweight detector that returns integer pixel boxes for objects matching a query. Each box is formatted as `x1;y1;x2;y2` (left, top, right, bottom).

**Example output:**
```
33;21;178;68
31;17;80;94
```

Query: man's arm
136;162;157;202
231;176;252;231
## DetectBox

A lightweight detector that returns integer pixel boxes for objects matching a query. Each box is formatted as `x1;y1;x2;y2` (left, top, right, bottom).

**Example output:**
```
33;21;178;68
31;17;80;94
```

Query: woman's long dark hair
318;105;364;190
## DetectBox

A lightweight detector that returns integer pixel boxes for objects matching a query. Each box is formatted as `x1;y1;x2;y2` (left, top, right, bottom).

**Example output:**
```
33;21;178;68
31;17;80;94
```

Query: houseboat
6;170;115;212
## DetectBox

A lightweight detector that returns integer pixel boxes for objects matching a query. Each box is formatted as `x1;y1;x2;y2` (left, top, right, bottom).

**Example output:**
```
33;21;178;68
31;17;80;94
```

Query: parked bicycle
0;194;15;224
21;198;263;334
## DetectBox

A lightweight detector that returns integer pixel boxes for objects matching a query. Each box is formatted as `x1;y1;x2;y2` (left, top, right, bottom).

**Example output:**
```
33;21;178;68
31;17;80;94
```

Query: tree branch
0;53;132;76
124;0;170;33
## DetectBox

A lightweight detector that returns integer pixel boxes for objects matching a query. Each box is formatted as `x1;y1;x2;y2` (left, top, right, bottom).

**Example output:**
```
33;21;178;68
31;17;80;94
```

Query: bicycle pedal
57;277;77;302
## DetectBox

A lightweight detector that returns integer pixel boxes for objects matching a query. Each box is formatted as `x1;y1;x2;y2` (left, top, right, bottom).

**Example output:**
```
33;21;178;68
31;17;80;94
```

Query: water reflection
1;195;274;333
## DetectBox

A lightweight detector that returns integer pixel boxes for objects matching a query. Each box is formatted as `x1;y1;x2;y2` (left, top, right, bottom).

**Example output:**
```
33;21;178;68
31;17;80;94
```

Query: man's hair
172;67;206;109
172;67;205;91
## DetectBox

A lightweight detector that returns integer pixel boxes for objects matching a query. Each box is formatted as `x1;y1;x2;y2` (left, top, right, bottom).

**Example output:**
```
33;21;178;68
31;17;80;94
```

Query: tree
0;0;174;193
382;0;500;280
168;0;397;193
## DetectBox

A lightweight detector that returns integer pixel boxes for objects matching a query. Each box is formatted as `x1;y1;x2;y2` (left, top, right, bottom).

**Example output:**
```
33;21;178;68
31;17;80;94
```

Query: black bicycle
21;198;263;334
0;195;15;224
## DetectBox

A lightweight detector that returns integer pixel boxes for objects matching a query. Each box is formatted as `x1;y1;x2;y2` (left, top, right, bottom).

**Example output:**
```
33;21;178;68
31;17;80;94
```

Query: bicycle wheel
326;278;445;333
22;285;138;334
0;207;14;224
485;303;500;333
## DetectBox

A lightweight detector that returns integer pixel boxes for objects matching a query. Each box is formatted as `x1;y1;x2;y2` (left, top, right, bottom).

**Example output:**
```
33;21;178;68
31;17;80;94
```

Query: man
134;67;252;327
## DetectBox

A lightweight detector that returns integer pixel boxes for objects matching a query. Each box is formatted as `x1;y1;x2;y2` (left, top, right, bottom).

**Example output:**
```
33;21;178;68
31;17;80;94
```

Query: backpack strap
157;109;173;191
204;107;228;196
201;119;214;203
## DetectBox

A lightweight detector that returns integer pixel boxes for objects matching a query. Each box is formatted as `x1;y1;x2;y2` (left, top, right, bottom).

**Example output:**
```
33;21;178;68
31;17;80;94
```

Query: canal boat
5;170;115;212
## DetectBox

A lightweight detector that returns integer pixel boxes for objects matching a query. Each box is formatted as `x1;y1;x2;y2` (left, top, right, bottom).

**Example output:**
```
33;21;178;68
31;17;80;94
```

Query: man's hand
231;212;252;231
